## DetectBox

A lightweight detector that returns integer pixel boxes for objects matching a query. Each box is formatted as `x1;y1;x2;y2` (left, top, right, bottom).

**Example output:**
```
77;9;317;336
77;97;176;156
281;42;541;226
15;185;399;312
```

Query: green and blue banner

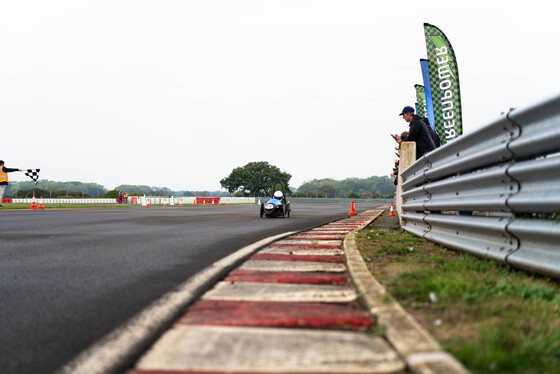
420;59;436;131
414;84;427;118
424;23;462;144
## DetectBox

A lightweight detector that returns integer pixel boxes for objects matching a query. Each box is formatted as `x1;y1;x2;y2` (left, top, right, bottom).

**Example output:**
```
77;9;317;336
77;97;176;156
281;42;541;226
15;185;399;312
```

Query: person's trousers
0;185;6;202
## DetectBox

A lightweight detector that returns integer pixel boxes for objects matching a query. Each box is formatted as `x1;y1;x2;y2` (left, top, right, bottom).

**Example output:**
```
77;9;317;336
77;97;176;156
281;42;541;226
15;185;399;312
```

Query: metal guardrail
399;94;560;279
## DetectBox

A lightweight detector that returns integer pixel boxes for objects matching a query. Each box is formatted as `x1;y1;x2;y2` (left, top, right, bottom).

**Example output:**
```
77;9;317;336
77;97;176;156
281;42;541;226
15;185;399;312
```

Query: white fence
12;198;117;204
141;197;256;205
10;197;258;205
213;197;255;204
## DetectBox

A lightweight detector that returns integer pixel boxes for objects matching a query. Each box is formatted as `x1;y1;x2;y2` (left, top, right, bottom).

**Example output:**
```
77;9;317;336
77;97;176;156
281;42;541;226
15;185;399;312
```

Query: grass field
356;212;560;374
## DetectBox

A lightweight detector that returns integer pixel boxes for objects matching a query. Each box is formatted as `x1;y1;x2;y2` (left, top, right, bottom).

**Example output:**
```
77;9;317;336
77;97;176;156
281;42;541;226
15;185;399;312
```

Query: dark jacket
402;115;436;158
0;166;19;185
422;117;441;149
429;127;441;148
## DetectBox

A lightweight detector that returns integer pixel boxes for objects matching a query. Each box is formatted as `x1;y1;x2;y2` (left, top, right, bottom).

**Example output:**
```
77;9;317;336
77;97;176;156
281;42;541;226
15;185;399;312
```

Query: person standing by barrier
118;190;123;204
422;117;441;149
124;191;128;204
392;106;435;159
0;160;23;207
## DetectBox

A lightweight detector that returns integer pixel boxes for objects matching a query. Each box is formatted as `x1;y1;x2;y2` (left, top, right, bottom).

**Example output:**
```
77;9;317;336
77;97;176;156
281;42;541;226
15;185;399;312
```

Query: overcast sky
1;1;558;191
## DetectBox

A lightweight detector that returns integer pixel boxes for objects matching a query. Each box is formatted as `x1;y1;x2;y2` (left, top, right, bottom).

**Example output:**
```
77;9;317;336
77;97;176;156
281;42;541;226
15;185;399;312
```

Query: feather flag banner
424;23;463;144
420;59;436;131
414;84;427;118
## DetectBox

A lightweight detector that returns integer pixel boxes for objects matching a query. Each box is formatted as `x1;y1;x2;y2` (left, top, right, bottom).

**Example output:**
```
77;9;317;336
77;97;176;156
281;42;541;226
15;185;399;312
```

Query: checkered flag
25;169;40;185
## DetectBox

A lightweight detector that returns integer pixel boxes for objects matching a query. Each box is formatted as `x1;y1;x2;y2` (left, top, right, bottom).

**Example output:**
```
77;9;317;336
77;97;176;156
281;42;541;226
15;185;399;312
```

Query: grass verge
355;212;560;374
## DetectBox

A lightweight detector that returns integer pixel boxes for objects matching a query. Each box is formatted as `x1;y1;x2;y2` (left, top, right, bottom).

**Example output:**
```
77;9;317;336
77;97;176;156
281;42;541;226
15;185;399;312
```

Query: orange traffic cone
163;199;167;207
29;194;38;209
226;200;229;206
203;200;206;206
180;200;183;207
211;200;215;206
348;200;357;216
146;198;151;208
388;203;395;216
193;199;197;206
38;196;45;210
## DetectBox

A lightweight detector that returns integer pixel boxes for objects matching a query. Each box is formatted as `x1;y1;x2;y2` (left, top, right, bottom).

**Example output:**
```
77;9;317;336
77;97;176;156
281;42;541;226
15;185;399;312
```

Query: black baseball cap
399;106;415;116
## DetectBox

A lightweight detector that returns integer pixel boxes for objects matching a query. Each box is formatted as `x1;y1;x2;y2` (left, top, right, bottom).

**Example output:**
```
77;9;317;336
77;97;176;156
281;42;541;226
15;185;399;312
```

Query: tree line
295;176;394;198
219;161;394;198
3;180;233;199
4;180;106;198
4;161;395;199
111;185;228;197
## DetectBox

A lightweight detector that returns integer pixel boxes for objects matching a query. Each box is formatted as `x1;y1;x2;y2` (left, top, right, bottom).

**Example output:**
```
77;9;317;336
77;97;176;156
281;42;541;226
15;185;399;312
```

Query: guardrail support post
396;141;416;227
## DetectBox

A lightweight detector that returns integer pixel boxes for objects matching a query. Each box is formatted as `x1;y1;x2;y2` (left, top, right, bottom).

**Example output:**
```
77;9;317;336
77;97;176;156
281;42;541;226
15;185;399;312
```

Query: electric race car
260;184;291;218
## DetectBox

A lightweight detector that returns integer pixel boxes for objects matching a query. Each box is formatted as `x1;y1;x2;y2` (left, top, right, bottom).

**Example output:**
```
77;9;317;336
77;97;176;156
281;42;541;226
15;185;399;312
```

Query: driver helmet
273;191;283;200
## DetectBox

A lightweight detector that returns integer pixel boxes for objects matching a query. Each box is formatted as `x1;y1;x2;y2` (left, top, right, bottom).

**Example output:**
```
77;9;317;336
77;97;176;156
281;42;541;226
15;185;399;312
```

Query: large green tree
220;161;291;196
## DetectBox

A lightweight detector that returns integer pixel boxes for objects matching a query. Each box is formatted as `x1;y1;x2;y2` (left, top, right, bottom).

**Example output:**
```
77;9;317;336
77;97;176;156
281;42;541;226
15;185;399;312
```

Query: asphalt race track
0;202;383;374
